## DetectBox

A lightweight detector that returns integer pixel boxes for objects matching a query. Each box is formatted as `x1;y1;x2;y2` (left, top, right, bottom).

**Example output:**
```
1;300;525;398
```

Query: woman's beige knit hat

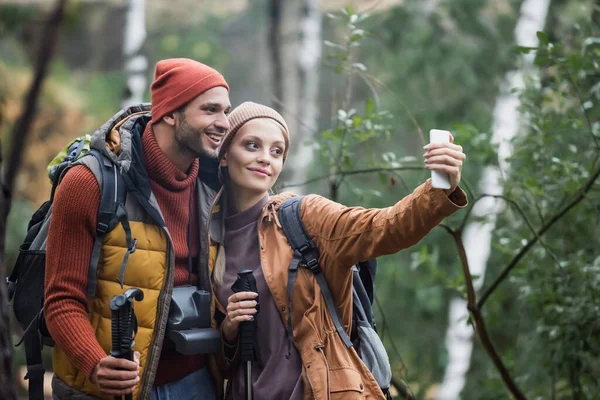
217;101;290;162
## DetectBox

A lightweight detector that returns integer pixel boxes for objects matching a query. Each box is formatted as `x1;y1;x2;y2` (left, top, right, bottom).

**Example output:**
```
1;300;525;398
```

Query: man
44;58;231;399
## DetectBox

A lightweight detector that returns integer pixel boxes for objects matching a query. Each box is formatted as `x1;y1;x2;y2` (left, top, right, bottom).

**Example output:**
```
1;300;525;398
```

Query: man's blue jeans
150;368;216;400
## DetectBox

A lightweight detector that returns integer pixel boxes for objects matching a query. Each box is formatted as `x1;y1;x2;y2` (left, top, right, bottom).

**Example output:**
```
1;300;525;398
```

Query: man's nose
214;114;230;132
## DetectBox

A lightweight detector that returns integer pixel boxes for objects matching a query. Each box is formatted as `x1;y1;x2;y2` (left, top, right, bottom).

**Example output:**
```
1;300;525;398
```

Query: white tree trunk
436;1;551;398
121;0;148;108
286;0;322;193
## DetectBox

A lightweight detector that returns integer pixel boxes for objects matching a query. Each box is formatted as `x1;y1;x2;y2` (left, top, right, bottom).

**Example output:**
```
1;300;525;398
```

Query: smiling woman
210;102;467;400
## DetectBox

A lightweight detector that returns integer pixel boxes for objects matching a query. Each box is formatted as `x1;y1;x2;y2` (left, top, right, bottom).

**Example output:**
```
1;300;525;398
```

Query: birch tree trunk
436;1;551;398
286;0;322;193
121;0;148;108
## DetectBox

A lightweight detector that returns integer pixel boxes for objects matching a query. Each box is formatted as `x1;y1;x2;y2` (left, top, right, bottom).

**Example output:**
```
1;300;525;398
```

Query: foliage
463;1;600;398
309;2;519;398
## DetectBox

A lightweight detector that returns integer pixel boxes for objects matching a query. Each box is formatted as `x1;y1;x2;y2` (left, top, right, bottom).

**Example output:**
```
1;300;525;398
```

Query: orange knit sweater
45;124;204;387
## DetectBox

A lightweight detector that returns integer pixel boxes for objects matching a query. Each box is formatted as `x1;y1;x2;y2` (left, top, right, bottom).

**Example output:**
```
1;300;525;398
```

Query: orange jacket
217;180;467;399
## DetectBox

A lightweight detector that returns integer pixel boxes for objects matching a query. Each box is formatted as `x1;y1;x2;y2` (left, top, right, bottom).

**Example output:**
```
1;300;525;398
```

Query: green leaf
536;31;549;46
515;45;533;54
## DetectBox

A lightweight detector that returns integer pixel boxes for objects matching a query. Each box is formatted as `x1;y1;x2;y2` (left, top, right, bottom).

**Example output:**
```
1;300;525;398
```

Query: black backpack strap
279;197;353;349
22;318;44;400
85;150;134;297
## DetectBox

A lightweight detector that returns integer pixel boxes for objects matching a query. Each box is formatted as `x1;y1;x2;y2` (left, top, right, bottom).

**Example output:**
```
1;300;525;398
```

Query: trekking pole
110;288;144;400
231;270;259;400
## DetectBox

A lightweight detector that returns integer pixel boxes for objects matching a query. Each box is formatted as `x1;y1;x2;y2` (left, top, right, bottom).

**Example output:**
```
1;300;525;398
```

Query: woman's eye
246;142;259;150
272;148;283;156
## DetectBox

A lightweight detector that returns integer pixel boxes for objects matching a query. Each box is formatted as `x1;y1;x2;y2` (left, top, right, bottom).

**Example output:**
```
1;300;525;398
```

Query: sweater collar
142;124;199;191
225;194;269;231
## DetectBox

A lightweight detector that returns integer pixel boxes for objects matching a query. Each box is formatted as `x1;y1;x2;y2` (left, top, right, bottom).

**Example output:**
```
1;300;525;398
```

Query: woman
211;102;467;399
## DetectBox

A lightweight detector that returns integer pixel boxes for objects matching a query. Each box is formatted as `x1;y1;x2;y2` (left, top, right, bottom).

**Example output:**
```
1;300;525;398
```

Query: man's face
173;86;231;159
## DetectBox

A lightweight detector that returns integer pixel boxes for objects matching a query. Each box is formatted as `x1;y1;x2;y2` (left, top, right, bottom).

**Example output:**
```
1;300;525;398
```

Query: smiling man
44;59;231;399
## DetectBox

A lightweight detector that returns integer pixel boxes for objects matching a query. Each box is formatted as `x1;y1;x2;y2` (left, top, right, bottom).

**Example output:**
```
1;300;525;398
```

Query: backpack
279;196;413;400
6;136;134;400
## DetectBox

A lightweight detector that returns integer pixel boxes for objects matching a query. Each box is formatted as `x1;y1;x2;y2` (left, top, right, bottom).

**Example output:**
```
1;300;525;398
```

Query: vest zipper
138;231;175;399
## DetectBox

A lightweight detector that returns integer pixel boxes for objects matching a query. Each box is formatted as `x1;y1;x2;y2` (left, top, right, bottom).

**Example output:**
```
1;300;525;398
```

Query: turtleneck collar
225;194;269;231
142;123;199;191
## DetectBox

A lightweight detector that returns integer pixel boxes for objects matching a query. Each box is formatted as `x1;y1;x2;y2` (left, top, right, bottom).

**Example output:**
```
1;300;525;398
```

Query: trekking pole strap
23;326;45;400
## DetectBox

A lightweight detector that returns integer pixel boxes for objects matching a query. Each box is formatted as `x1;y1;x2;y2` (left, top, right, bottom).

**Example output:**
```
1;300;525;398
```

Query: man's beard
174;115;215;159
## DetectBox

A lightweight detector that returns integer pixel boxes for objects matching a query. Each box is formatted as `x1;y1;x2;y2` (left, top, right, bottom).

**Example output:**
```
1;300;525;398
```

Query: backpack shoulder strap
78;150;133;297
278;196;353;348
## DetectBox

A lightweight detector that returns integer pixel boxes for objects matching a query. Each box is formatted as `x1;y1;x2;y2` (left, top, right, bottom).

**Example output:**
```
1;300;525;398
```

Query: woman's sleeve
300;179;467;269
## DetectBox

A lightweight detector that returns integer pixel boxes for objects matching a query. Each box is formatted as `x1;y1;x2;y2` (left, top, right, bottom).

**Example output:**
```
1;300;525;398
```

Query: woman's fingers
425;155;463;167
426;163;461;176
226;291;259;325
424;146;465;161
228;300;258;311
227;291;258;304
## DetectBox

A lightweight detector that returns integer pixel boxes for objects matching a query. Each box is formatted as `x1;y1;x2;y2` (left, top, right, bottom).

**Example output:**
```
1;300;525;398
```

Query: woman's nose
257;152;271;165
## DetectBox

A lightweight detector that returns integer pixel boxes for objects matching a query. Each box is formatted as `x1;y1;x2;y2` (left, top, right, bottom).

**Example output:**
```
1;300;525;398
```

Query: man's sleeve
44;165;107;380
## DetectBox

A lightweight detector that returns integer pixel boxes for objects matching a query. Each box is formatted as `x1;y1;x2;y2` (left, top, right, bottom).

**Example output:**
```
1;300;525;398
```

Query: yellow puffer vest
53;219;169;399
52;206;219;400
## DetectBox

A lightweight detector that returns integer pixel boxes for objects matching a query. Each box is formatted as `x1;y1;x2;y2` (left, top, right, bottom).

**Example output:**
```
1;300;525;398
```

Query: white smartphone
429;129;451;189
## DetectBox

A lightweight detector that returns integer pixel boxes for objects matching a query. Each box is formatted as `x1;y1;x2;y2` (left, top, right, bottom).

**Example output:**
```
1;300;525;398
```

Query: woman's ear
220;154;228;167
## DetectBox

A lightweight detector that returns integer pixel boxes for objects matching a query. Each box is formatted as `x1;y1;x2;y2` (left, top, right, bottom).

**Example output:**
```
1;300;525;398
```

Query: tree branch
448;229;527;400
390;376;415;400
281;165;425;189
4;0;67;194
459;194;562;270
0;2;67;398
478;164;600;309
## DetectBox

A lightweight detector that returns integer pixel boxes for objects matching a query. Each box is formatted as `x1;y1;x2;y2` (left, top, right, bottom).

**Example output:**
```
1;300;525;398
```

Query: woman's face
221;118;286;197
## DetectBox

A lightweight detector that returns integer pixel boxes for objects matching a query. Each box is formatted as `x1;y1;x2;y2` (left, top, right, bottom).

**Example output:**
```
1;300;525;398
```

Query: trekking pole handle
110;288;144;359
231;270;258;362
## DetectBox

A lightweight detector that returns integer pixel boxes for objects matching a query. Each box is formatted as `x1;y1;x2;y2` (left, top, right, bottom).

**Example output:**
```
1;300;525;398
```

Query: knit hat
218;102;290;162
150;58;229;125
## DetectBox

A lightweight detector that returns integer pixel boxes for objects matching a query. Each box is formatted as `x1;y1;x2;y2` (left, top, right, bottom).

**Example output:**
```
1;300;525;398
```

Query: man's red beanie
150;58;229;125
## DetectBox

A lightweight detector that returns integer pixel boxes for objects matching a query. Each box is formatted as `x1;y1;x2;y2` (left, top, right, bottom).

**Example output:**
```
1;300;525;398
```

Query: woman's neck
227;186;269;214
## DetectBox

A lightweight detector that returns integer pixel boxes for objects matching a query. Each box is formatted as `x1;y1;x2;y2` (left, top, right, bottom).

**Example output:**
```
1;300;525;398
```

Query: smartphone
429;129;451;189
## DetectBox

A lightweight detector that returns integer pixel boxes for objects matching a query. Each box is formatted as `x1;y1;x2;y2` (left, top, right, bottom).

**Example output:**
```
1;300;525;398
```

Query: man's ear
220;154;228;167
162;111;177;127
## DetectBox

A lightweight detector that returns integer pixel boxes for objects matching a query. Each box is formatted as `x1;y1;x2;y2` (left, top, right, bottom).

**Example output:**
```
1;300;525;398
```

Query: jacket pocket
329;367;365;399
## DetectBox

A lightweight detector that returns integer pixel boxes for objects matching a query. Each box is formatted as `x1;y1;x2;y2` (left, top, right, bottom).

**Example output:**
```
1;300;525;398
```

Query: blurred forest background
0;0;599;399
